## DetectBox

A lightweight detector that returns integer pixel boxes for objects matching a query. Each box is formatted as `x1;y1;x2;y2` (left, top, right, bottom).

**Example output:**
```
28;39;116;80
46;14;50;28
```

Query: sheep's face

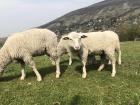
63;32;87;50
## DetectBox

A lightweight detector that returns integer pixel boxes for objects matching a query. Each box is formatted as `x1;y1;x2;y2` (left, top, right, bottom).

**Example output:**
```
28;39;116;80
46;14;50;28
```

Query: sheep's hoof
118;62;121;65
82;74;87;79
111;73;116;77
69;62;72;66
37;77;42;82
107;60;111;65
108;62;111;65
97;69;102;71
20;77;25;80
56;74;60;78
97;67;103;71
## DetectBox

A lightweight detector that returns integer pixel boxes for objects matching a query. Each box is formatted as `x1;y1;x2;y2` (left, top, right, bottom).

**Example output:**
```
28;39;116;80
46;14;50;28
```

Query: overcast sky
0;0;103;37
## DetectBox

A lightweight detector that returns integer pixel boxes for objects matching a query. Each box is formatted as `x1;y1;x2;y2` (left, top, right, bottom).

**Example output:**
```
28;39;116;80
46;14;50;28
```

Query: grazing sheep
0;28;60;81
62;31;121;78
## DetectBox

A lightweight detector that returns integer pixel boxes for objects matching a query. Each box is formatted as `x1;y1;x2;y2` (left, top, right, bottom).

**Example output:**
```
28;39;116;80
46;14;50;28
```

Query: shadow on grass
75;60;112;74
39;64;68;78
0;74;20;82
60;59;80;65
0;65;68;82
69;95;98;105
70;95;81;105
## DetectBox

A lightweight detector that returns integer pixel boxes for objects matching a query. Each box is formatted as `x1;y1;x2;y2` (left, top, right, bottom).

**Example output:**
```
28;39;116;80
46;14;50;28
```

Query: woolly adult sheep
0;28;60;81
62;31;121;78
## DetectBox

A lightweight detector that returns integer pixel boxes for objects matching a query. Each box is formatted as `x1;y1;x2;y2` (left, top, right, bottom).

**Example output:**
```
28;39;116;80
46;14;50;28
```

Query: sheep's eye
81;35;87;38
63;37;70;40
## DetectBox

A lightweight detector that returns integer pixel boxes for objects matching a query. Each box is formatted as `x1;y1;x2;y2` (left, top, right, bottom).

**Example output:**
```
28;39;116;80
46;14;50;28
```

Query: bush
117;23;140;41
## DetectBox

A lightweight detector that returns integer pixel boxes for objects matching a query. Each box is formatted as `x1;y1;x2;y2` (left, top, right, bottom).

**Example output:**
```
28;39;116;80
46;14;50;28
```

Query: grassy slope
0;41;140;105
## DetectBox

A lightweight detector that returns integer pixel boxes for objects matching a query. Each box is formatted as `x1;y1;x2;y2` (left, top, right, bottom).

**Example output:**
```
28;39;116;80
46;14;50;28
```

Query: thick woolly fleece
0;28;60;81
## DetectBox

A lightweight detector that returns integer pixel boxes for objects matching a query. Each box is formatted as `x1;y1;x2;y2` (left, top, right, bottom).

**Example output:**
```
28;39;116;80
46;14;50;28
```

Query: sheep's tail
116;42;121;65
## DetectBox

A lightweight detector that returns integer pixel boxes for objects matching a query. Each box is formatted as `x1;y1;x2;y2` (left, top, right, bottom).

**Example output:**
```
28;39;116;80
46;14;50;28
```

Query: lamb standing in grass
57;35;80;66
0;28;60;81
57;36;73;65
62;31;121;78
57;35;98;66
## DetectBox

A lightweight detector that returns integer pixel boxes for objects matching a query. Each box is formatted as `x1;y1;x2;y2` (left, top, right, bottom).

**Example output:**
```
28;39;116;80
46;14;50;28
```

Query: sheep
57;37;73;65
57;35;77;66
0;28;61;81
57;32;110;66
62;31;121;78
57;36;97;66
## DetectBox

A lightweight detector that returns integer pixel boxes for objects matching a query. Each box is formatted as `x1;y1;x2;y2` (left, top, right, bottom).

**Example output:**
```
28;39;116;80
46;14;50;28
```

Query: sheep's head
62;32;87;50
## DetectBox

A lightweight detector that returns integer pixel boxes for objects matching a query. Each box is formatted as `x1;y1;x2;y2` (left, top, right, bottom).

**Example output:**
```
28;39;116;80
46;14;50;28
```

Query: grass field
0;41;140;105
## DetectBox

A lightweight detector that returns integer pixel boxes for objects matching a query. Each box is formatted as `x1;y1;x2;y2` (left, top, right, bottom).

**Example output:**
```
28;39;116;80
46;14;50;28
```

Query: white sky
0;0;104;37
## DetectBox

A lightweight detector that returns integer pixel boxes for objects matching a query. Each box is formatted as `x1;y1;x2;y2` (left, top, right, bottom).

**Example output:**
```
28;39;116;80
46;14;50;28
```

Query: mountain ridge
39;0;140;41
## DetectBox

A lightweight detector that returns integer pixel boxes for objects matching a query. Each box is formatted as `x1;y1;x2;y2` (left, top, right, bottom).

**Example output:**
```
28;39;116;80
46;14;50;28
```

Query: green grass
0;41;140;105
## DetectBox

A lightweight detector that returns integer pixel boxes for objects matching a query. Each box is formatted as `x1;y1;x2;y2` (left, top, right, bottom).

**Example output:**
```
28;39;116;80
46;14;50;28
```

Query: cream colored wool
57;35;74;66
0;28;61;81
61;31;121;78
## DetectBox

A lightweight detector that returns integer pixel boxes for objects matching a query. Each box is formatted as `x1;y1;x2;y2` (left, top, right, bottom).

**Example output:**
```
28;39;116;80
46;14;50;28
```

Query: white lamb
57;35;97;66
61;31;121;78
0;28;61;81
57;35;81;66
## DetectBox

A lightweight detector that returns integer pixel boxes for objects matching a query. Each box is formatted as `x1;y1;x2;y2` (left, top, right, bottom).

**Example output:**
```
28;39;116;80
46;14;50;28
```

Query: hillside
0;41;140;105
0;37;7;46
39;0;140;41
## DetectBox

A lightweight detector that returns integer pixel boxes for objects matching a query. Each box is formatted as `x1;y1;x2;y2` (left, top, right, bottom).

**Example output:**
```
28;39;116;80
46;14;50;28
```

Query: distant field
0;41;140;105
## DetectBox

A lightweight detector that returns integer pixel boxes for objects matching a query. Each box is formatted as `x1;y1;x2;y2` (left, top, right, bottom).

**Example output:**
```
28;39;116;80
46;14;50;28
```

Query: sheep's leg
98;53;106;71
98;64;105;71
111;60;116;77
107;51;116;77
108;60;111;65
116;43;121;65
105;55;111;65
55;57;60;78
49;57;55;65
68;52;72;65
81;48;88;78
20;63;26;80
67;48;72;66
20;69;26;80
118;50;121;65
30;61;42;81
24;55;42;81
82;60;87;78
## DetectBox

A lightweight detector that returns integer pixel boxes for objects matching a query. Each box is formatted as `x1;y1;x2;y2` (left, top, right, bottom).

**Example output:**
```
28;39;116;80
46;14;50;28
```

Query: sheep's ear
63;37;70;40
81;35;87;38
